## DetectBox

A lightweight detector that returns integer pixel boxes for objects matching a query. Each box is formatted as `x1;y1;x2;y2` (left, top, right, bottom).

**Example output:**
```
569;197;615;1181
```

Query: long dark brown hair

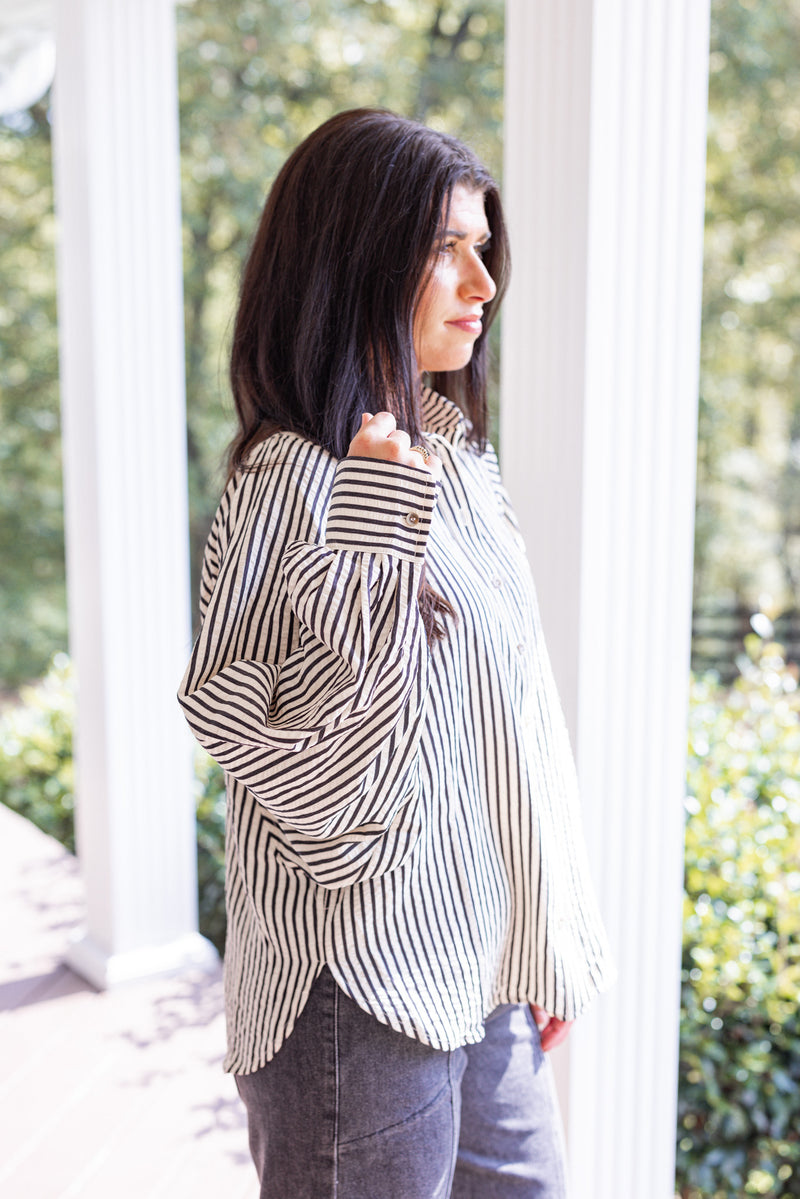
229;108;510;640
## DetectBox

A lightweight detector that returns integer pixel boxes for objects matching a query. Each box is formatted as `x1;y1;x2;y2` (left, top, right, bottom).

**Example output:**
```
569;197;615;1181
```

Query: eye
438;238;458;255
475;240;491;259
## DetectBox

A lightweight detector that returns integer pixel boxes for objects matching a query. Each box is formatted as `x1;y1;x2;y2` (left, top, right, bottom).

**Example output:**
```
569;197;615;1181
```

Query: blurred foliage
195;751;227;954
0;652;75;848
0;100;66;686
0;653;228;954
696;0;800;614
678;633;800;1197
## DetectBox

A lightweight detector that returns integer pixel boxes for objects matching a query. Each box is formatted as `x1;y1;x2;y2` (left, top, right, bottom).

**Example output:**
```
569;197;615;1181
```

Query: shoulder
230;432;338;517
241;429;336;480
201;433;337;599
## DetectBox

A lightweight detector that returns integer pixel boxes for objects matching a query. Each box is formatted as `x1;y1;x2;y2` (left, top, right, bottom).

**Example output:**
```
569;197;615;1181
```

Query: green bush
195;753;227;954
0;652;76;848
0;655;228;953
679;634;800;1197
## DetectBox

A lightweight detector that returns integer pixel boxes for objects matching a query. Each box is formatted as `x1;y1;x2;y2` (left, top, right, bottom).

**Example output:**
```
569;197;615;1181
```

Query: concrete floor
0;805;255;1199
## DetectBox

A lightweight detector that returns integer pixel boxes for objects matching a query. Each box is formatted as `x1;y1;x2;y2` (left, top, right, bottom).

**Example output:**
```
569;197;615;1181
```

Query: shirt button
404;511;421;527
492;577;502;588
516;642;526;654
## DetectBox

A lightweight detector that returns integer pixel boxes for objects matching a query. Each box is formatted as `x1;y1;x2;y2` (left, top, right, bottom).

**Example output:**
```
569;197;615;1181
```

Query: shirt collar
421;386;470;447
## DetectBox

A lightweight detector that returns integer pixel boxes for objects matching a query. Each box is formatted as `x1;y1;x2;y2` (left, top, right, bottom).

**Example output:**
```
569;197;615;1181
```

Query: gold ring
410;445;430;463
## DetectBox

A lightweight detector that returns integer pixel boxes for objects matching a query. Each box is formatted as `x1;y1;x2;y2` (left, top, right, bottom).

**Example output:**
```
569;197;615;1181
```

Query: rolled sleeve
325;457;438;561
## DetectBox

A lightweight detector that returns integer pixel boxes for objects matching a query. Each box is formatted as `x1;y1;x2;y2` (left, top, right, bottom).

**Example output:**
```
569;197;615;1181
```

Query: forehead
443;184;490;231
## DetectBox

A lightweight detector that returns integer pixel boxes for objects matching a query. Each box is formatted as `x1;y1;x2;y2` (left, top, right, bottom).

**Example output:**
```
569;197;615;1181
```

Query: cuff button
404;511;421;527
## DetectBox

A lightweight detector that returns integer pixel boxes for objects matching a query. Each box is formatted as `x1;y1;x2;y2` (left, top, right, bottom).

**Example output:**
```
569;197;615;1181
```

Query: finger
530;1005;571;1050
365;410;397;433
423;451;443;483
388;429;412;452
531;1005;548;1029
404;446;439;473
348;411;397;456
539;1018;573;1053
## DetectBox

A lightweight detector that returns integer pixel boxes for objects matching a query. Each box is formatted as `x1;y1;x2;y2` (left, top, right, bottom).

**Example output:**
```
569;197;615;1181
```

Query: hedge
679;634;800;1197
0;654;227;954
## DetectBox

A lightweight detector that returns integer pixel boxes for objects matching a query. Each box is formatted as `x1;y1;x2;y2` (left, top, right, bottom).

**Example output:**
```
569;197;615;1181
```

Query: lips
446;315;483;334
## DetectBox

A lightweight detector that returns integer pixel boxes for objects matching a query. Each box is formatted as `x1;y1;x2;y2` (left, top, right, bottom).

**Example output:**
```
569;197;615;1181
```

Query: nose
462;253;496;303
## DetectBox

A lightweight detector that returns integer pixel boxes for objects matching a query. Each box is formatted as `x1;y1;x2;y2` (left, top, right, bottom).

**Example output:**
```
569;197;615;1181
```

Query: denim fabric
235;969;568;1198
451;1002;568;1197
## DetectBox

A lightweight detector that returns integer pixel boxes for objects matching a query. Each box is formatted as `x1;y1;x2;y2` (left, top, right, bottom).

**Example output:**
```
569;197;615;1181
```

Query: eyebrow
442;229;492;242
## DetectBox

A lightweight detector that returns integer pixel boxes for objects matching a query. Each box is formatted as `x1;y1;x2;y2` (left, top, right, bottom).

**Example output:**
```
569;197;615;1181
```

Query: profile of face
413;184;497;377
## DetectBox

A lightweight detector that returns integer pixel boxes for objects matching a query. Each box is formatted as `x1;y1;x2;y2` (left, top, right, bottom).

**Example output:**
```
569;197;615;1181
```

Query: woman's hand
530;1005;573;1052
348;411;442;482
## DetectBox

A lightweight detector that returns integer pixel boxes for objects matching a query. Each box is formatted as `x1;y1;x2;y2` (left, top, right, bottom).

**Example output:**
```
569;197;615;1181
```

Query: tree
696;0;800;619
0;100;64;687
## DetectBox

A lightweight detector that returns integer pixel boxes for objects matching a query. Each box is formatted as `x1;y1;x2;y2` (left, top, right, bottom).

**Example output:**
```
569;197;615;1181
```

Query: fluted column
502;1;710;1195
52;0;216;985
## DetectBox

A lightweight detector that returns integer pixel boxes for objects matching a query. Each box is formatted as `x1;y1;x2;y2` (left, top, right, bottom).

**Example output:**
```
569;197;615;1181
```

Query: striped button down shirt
179;388;615;1073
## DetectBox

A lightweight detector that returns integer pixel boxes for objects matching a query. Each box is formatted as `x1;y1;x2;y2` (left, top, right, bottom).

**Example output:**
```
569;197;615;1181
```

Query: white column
502;2;709;1195
52;0;216;986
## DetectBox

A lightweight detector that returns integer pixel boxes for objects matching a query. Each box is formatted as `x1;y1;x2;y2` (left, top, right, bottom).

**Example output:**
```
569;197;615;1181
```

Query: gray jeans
234;967;568;1198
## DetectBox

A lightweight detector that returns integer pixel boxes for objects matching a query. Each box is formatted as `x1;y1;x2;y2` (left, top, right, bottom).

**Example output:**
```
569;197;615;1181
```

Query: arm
178;419;441;887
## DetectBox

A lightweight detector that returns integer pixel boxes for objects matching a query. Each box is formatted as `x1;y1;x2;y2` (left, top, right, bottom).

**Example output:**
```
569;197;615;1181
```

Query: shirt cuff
325;457;438;562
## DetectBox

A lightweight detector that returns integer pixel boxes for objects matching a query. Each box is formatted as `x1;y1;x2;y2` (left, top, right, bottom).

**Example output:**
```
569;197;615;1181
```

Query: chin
422;352;476;375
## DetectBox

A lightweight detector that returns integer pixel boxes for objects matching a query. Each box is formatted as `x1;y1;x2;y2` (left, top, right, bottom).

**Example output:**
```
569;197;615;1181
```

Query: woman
179;108;614;1198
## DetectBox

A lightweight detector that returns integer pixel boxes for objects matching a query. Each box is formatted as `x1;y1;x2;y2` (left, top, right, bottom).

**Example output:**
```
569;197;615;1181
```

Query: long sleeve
178;438;439;887
189;390;614;1074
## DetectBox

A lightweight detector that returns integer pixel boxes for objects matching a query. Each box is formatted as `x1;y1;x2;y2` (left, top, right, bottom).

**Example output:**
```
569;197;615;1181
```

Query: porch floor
0;805;255;1198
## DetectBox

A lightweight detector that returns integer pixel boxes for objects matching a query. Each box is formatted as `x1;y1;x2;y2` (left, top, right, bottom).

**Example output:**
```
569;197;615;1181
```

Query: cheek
413;276;443;349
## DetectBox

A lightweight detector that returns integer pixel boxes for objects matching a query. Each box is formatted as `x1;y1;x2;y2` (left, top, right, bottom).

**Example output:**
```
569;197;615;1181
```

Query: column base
66;930;219;990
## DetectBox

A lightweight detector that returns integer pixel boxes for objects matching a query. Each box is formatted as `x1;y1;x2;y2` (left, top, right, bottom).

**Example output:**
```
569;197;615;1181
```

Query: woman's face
413;184;497;376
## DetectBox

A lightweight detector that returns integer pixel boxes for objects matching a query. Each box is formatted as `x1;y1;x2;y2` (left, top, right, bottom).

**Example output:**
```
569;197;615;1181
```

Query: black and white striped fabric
179;389;615;1074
